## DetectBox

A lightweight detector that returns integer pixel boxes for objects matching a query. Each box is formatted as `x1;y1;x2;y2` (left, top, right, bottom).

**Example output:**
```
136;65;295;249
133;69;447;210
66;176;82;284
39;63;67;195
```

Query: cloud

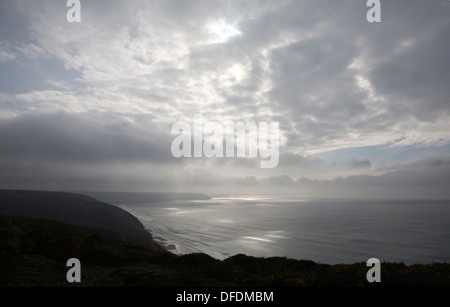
0;42;16;62
261;175;295;185
16;42;47;60
263;1;450;154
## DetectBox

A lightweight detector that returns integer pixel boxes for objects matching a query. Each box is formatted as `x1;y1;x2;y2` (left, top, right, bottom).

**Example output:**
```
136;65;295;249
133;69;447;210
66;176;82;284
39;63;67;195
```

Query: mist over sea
118;197;450;264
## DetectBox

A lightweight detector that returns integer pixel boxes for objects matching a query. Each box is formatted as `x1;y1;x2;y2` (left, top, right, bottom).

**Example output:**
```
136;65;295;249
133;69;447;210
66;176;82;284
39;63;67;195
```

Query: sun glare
207;19;242;43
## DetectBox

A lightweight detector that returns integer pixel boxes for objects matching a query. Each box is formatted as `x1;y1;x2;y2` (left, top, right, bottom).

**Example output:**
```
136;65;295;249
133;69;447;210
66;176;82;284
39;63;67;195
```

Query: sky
0;0;449;199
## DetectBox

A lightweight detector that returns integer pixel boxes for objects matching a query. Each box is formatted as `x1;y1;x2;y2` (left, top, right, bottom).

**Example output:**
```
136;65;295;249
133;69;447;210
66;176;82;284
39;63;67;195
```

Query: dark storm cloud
347;158;373;169
0;111;175;164
369;26;450;120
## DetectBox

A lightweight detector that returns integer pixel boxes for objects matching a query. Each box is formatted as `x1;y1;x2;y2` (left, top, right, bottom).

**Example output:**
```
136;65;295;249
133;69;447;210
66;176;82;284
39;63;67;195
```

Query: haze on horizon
0;0;449;199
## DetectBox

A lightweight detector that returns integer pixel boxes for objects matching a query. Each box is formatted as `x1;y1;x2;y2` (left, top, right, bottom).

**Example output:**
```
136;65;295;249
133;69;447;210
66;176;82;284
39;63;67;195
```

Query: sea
117;197;450;264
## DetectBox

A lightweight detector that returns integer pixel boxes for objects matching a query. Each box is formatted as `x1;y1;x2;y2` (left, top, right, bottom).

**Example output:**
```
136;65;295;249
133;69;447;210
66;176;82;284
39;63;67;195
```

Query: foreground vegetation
1;215;449;287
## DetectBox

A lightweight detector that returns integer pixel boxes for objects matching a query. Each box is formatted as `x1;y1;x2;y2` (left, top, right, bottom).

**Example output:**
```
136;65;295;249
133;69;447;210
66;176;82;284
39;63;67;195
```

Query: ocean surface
117;197;450;264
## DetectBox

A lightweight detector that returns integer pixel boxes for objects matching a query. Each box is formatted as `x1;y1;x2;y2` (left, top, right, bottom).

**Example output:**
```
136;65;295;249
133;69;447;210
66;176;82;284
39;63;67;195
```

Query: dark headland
1;189;449;287
0;190;160;246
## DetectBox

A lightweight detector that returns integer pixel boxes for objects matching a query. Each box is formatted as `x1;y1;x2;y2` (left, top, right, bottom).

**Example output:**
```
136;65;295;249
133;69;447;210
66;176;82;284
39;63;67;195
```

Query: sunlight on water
243;236;274;243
